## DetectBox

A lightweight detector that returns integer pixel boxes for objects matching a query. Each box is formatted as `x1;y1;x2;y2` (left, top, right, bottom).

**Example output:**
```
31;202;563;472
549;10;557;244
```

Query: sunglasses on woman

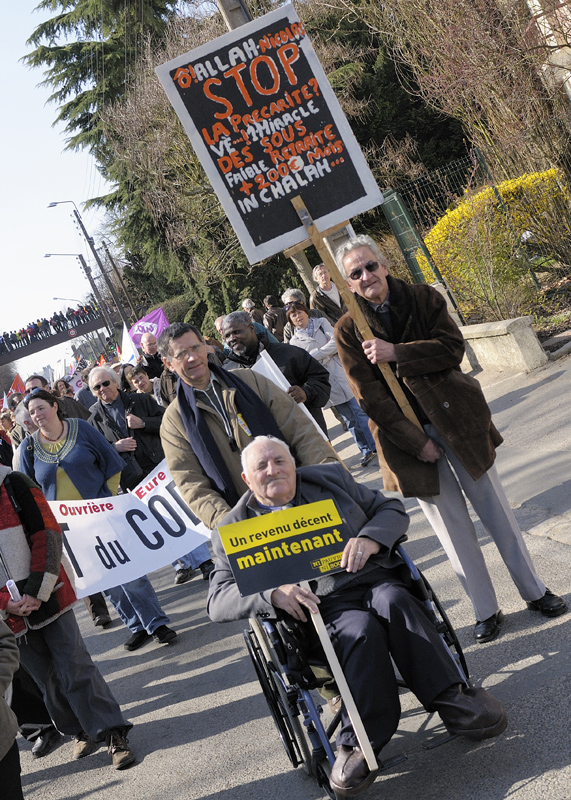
347;261;381;281
284;302;304;312
93;380;112;391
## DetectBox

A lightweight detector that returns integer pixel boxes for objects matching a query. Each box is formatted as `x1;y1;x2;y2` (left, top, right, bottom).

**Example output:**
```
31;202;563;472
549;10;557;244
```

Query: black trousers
0;741;24;800
318;570;461;751
11;665;54;741
83;592;109;621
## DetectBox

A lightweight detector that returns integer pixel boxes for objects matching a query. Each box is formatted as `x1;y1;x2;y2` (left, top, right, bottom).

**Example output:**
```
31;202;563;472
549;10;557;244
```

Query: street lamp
47;201;132;327
44;253;113;335
53;297;84;303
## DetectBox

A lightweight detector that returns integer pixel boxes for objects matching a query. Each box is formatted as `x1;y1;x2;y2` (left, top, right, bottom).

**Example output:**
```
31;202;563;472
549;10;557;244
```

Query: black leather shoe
153;625;177;644
200;559;215;580
124;630;151;651
474;610;504;643
31;727;62;758
431;683;507;740
526;589;568;618
94;614;111;627
330;745;377;796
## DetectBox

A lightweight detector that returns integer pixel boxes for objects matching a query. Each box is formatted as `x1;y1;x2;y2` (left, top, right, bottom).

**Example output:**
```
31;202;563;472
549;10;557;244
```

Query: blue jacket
19;418;124;500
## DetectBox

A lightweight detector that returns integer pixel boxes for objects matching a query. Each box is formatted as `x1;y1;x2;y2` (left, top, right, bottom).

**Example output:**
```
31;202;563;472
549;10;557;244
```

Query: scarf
176;364;286;506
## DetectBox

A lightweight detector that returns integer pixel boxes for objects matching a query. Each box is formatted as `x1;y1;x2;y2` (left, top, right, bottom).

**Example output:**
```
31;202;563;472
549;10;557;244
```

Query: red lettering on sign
204;79;234;119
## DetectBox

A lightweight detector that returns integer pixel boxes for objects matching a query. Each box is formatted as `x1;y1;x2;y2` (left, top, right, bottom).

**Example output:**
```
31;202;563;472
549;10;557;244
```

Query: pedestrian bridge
0;317;105;368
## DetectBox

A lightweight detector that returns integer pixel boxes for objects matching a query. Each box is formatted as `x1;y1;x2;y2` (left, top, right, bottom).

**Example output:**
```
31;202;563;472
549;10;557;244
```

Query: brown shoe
330;745;377;796
73;731;98;759
327;694;343;714
106;729;136;770
431;683;507;740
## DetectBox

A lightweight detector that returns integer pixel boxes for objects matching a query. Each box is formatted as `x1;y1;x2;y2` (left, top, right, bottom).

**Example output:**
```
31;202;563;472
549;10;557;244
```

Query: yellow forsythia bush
418;169;571;320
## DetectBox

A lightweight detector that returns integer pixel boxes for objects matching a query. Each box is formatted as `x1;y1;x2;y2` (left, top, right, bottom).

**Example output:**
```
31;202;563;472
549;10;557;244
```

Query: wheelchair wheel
244;624;313;773
420;574;469;681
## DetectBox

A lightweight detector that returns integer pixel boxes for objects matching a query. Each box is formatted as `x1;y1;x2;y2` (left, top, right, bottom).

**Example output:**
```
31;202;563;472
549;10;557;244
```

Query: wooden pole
291;196;423;430
300;582;379;773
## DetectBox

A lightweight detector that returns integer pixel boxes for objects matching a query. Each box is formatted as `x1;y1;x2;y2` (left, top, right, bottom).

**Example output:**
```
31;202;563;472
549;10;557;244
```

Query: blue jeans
173;542;211;572
335;398;376;456
104;576;170;635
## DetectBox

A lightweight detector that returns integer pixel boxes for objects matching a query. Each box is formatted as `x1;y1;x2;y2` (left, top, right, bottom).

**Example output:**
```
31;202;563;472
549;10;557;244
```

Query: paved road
18;356;571;800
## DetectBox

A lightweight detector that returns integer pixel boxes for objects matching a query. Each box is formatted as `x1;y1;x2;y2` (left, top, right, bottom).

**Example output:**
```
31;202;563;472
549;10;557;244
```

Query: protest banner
51;460;210;598
129;308;170;349
217;499;348;596
155;3;383;264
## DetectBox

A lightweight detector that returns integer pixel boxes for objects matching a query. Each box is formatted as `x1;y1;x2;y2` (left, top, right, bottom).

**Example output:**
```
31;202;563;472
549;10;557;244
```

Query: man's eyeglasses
93;380;112;391
24;387;41;395
347;261;381;282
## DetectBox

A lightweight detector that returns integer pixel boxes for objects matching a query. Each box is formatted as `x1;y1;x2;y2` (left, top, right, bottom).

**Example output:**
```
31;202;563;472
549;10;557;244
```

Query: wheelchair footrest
378;752;408;770
421;731;457;750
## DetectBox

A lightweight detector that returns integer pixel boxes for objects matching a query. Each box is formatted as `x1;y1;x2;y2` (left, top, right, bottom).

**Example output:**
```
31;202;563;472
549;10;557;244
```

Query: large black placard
156;4;383;263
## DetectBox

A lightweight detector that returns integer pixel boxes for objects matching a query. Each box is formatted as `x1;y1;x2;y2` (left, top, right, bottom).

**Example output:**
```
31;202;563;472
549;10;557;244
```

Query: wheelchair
243;546;469;798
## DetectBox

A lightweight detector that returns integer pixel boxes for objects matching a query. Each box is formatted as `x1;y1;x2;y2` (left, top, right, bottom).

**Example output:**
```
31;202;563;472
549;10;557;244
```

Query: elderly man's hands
115;437;137;453
418;439;443;463
341;537;381;573
271;584;320;623
362;338;396;364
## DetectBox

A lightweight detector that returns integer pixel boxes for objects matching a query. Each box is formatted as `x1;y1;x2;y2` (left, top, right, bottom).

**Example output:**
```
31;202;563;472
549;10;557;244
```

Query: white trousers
417;425;545;622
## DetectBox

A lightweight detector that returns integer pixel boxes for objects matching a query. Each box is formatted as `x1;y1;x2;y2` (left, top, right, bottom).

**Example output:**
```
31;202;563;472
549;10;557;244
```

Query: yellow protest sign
218;499;348;596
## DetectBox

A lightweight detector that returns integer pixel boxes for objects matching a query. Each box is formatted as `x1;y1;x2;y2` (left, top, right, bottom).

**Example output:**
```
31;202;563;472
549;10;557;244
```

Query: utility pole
76;254;115;335
72;209;131;328
100;241;137;321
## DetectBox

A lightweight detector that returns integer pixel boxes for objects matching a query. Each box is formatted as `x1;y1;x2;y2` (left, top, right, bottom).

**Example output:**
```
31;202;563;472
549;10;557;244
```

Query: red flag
9;374;25;395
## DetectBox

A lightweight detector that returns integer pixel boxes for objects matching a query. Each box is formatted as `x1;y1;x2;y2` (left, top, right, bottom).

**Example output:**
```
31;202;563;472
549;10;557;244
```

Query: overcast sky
2;2;110;379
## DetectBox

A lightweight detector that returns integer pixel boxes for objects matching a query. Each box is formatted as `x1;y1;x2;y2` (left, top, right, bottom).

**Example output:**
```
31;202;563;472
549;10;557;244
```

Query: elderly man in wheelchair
207;436;507;797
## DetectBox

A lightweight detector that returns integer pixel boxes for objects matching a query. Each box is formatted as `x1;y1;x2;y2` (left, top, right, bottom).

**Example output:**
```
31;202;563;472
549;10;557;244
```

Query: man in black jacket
139;333;164;380
222;311;331;433
88;365;165;488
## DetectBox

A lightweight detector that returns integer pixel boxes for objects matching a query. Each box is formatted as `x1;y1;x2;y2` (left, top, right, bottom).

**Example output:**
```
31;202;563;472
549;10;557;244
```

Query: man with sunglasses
334;234;566;643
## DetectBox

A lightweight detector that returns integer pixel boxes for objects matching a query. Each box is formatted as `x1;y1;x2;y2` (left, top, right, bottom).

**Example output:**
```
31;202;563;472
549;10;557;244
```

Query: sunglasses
23;388;42;405
347;260;381;281
93;380;112;391
284;301;304;312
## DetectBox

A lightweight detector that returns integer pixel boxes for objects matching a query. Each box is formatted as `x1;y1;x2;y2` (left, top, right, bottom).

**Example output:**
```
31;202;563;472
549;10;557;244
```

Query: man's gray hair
312;263;328;280
335;235;388;275
88;364;120;390
242;298;255;311
223;311;253;331
14;402;33;428
241;435;295;473
281;287;306;304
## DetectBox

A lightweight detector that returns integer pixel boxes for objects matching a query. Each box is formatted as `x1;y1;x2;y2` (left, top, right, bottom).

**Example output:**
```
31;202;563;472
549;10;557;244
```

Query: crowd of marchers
1;305;98;354
0;239;567;799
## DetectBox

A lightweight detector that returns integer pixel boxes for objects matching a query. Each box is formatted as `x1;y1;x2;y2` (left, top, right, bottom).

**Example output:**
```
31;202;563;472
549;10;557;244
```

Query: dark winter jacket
335;276;502;497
